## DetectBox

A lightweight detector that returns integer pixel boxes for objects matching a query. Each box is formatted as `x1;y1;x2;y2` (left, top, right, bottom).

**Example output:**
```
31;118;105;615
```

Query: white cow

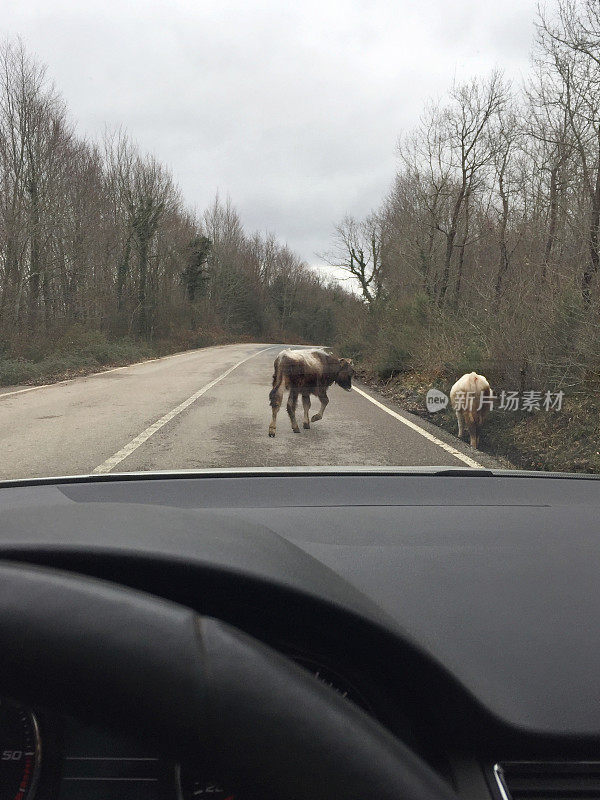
449;372;492;449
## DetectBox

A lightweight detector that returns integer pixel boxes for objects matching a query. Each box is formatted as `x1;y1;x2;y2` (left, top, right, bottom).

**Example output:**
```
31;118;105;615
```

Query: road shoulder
353;380;506;470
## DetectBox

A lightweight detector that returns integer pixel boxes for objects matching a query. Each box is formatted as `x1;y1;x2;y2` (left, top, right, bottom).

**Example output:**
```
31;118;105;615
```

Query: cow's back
277;349;336;389
450;372;491;423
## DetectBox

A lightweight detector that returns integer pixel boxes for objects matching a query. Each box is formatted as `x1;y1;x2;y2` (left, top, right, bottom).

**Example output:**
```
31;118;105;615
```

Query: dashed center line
92;346;277;474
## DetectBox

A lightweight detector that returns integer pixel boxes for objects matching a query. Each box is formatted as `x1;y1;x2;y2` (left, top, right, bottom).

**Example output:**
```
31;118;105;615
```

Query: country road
0;343;500;480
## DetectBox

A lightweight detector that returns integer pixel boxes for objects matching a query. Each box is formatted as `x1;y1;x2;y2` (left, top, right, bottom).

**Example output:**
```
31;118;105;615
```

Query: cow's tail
269;356;284;407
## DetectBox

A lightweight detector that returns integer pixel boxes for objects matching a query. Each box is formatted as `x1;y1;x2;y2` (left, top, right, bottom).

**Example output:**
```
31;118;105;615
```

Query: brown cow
268;349;354;437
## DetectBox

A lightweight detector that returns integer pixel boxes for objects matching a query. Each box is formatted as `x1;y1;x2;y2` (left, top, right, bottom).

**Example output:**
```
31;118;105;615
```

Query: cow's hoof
311;414;322;422
268;430;275;438
303;422;310;429
292;427;300;433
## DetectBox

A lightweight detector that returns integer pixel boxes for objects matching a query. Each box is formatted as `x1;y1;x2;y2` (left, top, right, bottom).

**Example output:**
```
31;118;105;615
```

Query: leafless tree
0;40;351;363
437;73;506;306
538;0;600;301
321;214;385;303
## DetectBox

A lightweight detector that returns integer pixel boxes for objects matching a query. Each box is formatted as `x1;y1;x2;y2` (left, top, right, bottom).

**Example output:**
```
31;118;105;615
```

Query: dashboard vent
494;762;600;800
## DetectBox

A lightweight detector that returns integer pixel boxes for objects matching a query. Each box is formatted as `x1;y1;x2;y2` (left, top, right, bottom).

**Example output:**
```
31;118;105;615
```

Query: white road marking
0;384;53;399
0;350;204;401
352;385;483;469
92;346;276;474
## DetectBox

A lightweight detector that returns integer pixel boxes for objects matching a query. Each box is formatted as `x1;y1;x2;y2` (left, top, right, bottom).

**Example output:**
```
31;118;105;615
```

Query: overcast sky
4;0;536;270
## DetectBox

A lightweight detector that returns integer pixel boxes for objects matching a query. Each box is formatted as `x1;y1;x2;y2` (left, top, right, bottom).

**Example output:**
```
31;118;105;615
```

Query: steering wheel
0;563;459;800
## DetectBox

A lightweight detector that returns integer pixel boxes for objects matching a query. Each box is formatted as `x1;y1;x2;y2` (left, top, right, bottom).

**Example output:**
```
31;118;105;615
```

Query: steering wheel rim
0;562;459;800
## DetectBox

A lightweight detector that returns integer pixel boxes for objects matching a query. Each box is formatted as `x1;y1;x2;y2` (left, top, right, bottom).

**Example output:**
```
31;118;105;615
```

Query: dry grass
359;369;600;473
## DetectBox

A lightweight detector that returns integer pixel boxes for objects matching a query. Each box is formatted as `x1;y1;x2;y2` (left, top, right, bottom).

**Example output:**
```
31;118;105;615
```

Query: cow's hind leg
455;409;464;439
311;389;329;422
268;385;284;437
302;393;311;429
287;389;300;433
468;423;479;449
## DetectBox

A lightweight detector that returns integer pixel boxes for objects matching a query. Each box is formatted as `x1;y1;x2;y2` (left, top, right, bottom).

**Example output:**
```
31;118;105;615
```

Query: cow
268;349;354;437
449;371;492;450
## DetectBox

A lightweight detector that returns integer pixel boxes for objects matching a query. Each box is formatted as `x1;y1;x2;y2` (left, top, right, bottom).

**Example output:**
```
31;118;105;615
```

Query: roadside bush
0;328;157;386
0;358;41;386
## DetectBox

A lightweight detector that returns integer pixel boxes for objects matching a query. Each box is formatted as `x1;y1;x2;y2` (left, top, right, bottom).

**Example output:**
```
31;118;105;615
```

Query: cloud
3;0;534;269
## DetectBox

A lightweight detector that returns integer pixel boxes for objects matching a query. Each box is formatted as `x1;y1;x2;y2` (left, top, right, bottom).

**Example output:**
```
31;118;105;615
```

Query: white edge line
0;344;259;401
0;384;52;399
352;385;483;469
92;346;277;474
0;343;319;401
0;358;169;400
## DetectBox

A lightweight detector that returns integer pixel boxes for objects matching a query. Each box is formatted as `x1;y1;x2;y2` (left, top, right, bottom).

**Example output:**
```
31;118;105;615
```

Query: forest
326;0;600;471
0;39;358;385
2;0;600;470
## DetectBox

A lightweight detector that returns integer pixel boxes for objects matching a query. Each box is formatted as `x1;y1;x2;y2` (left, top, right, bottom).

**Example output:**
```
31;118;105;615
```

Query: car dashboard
4;635;431;800
1;468;600;800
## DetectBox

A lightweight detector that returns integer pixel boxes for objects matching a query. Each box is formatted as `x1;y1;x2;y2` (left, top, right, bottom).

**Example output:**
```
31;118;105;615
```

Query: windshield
1;1;598;479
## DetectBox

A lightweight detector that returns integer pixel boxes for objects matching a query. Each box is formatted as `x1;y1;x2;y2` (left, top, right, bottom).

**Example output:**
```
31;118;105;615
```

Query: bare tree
490;101;525;303
0;39;68;332
539;0;600;302
322;214;384;303
437;73;506;306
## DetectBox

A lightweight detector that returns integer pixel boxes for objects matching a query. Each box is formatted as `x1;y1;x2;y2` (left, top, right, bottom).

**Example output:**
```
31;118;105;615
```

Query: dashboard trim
492;763;511;800
492;761;600;800
25;709;42;800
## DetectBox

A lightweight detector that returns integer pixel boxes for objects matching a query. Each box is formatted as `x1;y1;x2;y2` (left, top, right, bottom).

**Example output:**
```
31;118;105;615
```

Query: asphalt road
0;343;500;480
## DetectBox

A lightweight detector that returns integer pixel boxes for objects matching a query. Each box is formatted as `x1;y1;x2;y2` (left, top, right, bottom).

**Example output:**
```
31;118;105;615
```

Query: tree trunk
421;224;436;298
137;236;149;335
542;163;559;284
0;236;19;321
453;192;471;311
494;166;510;305
438;186;465;306
582;132;600;304
42;268;52;332
28;180;42;327
117;236;132;312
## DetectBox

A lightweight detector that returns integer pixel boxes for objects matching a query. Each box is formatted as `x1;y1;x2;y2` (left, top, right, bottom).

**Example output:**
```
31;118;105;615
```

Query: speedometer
0;699;41;800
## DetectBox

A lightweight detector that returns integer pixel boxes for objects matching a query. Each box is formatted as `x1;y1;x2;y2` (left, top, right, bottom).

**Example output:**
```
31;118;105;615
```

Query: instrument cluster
2;653;378;800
